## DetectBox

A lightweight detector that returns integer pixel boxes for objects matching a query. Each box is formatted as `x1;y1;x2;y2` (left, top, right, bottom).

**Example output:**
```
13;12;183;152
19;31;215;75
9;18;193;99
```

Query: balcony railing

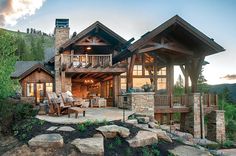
155;93;218;108
61;54;112;68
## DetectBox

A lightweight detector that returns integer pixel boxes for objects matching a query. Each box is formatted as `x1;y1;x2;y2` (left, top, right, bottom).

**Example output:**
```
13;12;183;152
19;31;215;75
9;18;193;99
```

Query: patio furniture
91;97;107;108
46;92;70;116
68;107;85;118
61;92;81;107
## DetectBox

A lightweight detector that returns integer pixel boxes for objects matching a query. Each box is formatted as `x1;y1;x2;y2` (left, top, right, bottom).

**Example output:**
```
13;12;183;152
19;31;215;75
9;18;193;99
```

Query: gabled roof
60;21;127;50
128;15;225;54
11;61;53;80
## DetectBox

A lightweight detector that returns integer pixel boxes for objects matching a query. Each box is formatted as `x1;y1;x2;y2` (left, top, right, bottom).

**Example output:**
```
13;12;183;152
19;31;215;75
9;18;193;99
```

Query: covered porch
60;53;126;107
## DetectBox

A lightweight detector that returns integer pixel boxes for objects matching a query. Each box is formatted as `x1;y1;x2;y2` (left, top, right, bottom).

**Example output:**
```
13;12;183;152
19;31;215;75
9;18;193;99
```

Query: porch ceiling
65;66;126;74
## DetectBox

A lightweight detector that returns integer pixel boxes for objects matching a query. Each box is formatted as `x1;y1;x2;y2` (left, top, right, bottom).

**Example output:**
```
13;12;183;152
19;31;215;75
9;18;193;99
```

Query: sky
1;0;236;85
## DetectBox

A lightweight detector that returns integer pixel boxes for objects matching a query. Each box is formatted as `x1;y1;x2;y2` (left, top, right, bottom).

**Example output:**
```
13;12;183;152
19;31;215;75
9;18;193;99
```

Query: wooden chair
46;92;70;116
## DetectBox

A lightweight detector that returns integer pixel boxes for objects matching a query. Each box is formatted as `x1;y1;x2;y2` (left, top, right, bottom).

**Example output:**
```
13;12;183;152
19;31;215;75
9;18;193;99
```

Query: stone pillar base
207;110;226;143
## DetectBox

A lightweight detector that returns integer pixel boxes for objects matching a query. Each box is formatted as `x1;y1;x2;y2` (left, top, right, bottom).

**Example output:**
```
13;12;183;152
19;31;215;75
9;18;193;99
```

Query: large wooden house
11;15;224;123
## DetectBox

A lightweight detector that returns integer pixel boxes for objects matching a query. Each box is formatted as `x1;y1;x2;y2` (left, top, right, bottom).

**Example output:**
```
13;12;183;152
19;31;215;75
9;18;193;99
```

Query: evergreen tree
197;65;209;93
174;74;184;96
15;34;27;60
0;30;18;99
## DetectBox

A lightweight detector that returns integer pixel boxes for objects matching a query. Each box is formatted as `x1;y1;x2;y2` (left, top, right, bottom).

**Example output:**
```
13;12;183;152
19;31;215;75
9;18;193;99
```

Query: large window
26;83;34;96
133;65;142;76
158;67;166;76
46;83;53;92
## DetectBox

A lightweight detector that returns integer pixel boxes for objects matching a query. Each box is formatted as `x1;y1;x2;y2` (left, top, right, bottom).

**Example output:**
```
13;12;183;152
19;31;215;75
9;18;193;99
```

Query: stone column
127;92;155;118
207;110;226;143
181;93;201;138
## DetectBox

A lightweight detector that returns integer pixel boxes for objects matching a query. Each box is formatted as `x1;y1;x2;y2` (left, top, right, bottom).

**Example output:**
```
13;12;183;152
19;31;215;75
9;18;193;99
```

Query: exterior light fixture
86;46;92;50
84;79;94;84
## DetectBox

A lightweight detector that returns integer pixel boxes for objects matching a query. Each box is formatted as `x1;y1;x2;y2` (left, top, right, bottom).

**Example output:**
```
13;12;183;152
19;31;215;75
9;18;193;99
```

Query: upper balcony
59;54;126;74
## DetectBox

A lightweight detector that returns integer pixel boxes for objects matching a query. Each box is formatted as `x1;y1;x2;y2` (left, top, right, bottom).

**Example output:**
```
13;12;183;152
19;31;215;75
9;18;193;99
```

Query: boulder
148;122;159;129
125;119;138;125
173;131;193;142
47;126;58;131
144;128;172;143
194;138;219;148
168;145;212;156
71;137;104;156
137;117;150;124
126;130;158;147
96;125;130;138
136;124;149;129
28;134;63;148
57;126;75;132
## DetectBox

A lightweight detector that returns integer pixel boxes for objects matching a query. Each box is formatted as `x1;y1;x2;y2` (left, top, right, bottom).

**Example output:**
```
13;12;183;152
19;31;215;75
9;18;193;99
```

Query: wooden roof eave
128;15;225;55
16;63;54;81
60;21;127;50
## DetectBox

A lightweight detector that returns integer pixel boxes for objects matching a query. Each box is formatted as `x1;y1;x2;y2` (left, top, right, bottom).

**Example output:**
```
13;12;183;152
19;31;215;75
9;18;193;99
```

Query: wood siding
20;69;54;97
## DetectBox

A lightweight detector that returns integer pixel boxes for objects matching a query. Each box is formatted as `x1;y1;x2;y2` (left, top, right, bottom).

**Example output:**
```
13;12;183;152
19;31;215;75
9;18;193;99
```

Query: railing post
215;94;218;107
85;54;88;64
110;54;112;66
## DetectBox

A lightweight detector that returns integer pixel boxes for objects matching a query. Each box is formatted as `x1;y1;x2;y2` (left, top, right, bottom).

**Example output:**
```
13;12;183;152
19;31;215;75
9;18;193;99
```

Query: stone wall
127;92;155;118
21;97;35;105
207;110;226;143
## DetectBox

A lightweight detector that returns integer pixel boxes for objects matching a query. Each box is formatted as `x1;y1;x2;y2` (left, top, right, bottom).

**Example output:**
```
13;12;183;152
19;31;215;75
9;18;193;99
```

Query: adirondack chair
61;92;90;106
46;92;70;116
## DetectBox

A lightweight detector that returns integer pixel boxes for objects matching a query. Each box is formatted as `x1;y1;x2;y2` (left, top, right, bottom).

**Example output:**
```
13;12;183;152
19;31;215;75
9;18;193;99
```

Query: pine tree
174;74;184;96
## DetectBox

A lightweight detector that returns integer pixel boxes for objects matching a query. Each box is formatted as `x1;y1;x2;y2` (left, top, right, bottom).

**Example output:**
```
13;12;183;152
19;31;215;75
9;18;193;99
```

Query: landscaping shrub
0;100;37;135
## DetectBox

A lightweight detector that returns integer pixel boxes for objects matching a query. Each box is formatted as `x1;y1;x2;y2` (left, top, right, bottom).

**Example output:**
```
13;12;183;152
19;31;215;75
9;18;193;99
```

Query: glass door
36;83;44;103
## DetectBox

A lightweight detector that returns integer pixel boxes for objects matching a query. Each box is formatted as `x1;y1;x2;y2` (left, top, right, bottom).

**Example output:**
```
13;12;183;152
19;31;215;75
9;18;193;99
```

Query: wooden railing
155;93;218;108
61;54;112;68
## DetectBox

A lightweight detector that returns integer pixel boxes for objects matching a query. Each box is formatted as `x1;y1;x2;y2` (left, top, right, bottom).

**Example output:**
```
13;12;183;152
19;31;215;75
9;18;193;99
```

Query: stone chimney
54;19;70;53
54;19;69;93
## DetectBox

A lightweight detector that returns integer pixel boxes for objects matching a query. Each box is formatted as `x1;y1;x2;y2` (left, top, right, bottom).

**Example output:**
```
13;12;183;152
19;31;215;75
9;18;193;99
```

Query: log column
113;75;120;107
167;61;174;124
186;56;205;93
126;54;136;90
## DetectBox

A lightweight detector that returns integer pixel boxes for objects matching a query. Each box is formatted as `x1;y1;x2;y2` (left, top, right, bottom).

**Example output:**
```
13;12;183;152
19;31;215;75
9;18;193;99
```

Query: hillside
0;28;54;61
209;83;236;103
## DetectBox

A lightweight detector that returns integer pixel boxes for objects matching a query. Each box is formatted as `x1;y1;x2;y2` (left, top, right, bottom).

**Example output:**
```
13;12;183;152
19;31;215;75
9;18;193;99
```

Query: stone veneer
207;110;226;143
54;27;69;93
126;92;155;118
181;93;202;138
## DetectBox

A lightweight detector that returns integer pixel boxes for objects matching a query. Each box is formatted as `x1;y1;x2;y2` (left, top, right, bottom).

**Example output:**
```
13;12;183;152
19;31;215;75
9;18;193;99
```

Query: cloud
221;74;236;80
0;0;46;26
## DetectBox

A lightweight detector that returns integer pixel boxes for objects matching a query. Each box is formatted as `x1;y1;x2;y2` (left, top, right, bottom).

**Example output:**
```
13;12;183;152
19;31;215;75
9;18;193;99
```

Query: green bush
114;137;122;146
142;147;152;156
222;140;234;148
0;101;37;135
108;143;114;150
76;124;86;132
125;147;132;156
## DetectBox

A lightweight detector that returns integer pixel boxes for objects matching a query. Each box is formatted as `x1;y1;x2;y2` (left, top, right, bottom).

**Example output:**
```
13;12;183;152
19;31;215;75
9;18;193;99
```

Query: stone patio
36;107;134;124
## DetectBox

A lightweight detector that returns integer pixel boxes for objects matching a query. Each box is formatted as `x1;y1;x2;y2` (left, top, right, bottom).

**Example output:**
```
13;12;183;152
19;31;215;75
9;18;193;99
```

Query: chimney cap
55;19;69;28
